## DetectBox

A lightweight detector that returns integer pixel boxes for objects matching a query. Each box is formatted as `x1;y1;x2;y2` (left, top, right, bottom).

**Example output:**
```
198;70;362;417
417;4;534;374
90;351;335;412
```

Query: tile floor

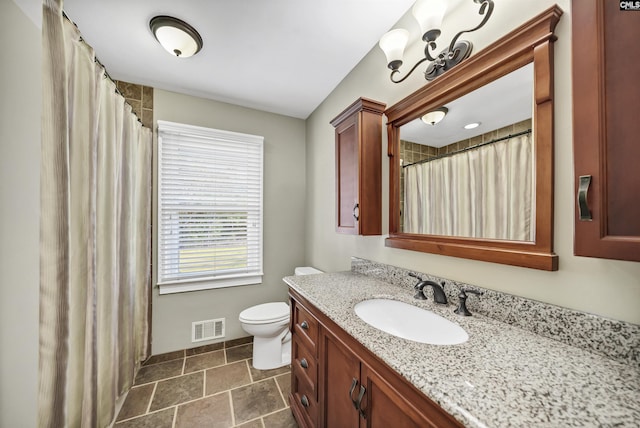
114;337;297;428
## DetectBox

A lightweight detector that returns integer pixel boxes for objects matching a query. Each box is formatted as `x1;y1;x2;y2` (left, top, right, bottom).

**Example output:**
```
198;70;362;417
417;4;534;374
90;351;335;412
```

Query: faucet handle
409;273;428;299
408;272;423;281
454;288;483;316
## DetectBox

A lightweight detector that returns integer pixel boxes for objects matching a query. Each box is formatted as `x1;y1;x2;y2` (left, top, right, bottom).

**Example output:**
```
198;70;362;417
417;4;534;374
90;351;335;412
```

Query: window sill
158;274;263;295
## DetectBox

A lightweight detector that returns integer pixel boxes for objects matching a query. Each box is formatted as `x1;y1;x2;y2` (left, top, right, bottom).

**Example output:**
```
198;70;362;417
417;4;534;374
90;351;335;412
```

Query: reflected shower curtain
39;1;152;426
404;133;534;241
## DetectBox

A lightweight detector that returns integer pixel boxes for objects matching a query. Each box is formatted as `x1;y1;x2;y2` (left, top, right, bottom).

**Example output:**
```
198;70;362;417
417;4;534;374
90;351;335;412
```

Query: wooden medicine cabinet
331;98;386;235
572;0;640;262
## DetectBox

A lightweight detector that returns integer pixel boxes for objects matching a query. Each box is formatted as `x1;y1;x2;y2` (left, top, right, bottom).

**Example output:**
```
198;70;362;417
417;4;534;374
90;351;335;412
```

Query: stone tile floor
114;337;297;427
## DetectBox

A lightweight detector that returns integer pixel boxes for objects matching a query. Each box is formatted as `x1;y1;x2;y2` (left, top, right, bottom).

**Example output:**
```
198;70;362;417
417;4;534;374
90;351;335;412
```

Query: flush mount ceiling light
150;15;203;58
464;122;481;129
379;0;494;83
421;107;448;125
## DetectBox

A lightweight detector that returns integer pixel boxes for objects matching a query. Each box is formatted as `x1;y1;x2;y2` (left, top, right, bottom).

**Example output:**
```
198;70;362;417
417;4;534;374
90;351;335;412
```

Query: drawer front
293;338;317;393
293;302;318;354
292;370;318;427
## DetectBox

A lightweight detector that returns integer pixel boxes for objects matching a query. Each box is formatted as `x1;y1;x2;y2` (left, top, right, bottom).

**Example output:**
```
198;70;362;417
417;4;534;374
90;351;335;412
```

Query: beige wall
305;0;640;324
0;1;41;426
152;90;307;354
4;5;639;428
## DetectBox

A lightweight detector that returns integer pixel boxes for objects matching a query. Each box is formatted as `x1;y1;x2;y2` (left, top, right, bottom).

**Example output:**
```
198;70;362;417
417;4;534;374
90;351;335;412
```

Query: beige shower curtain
39;0;152;426
404;133;534;241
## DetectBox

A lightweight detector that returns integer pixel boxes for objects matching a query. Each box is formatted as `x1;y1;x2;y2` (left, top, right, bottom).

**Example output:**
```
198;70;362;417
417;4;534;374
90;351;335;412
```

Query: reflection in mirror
398;64;534;241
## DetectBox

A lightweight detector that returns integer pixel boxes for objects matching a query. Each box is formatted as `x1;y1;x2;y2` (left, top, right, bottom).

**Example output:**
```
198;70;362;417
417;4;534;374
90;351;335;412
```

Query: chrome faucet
409;273;448;304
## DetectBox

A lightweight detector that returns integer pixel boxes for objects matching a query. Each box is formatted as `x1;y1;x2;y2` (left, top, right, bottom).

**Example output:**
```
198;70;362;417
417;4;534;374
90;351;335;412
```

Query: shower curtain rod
62;11;144;126
402;128;532;168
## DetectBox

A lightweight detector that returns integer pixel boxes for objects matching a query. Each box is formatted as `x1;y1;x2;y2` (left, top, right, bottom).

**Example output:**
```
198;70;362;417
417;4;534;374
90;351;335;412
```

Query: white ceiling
14;0;417;119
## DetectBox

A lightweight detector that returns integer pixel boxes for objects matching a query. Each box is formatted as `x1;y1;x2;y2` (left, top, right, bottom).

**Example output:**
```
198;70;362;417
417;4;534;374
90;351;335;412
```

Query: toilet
239;266;322;370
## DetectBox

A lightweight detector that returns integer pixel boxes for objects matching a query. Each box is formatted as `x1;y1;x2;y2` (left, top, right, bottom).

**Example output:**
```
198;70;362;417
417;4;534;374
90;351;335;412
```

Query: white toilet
239;266;322;370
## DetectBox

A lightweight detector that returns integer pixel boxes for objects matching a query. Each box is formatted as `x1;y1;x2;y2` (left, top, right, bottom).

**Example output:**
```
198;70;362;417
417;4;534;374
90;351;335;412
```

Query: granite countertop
284;271;640;428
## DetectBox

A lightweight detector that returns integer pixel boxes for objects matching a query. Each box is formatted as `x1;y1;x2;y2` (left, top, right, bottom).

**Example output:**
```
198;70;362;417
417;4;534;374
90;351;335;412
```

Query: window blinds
157;121;263;293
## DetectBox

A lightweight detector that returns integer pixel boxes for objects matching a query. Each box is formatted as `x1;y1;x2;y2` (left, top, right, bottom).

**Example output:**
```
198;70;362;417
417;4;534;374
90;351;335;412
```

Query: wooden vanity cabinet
289;289;463;428
572;0;640;261
322;330;360;427
290;298;320;427
330;98;386;236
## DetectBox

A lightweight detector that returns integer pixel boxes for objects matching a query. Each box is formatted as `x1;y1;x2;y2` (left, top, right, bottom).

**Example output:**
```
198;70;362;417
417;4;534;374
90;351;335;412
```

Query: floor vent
192;318;225;342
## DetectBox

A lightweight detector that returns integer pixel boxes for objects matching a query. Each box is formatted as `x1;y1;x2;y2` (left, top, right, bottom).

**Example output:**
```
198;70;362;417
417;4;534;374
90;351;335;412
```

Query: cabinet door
321;330;361;428
572;0;640;261
360;365;439;428
335;115;359;235
332;97;385;236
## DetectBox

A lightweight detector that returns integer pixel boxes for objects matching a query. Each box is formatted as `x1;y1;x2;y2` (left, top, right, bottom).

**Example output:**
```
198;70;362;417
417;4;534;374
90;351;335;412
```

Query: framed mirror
385;6;562;271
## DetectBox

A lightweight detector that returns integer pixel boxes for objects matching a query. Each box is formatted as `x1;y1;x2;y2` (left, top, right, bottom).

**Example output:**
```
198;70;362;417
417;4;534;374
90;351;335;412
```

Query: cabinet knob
300;395;310;408
300;321;309;330
352;203;359;221
300;358;309;369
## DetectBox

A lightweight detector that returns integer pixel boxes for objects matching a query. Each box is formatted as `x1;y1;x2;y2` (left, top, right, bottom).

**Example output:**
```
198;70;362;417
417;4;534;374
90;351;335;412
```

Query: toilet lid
239;302;289;324
295;266;323;275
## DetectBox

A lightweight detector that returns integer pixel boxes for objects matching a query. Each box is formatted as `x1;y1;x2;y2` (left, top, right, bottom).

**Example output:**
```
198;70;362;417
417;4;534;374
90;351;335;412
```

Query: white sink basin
354;299;468;345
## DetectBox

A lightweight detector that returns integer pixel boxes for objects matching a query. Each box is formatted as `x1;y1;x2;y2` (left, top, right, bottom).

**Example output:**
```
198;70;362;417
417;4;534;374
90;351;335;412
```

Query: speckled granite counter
284;271;640;428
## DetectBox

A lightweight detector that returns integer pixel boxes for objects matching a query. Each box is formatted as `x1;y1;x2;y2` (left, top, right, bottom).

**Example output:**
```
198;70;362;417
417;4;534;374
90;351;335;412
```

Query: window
157;120;263;294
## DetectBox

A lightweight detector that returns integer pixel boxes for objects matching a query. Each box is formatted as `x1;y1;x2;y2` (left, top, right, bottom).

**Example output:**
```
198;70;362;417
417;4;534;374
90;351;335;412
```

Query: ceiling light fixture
464;122;481;129
421;107;448;125
150;15;203;58
379;0;494;83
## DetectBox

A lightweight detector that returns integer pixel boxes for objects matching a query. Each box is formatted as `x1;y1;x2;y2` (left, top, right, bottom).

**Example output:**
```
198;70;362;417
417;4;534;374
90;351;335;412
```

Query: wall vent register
192;318;225;342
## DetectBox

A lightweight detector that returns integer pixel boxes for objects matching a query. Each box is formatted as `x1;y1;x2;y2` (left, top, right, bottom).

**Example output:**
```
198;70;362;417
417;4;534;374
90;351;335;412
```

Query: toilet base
251;334;291;370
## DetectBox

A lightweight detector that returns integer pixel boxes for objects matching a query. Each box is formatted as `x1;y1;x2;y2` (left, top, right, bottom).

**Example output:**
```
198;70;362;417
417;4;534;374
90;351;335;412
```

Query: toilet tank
294;266;322;275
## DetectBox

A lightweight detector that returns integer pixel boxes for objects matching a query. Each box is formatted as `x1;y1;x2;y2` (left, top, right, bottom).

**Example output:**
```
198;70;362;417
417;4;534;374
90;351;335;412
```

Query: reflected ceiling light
379;0;494;83
421;107;448;125
150;16;203;58
464;122;481;129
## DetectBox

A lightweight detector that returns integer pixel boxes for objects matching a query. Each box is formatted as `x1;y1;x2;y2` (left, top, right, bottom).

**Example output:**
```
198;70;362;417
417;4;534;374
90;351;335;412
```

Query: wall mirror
385;6;562;271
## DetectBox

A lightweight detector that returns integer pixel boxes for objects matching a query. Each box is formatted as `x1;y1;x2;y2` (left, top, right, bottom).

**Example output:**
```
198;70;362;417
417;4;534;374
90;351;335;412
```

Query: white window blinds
157;120;263;294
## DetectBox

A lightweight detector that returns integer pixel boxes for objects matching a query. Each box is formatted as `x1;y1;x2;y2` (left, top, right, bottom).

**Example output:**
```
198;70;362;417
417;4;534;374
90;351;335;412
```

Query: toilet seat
239;302;289;325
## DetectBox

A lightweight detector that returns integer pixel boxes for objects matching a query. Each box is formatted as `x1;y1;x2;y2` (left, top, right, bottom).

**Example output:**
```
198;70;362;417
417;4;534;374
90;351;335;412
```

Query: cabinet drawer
293;303;318;354
292;371;318;427
293;338;317;393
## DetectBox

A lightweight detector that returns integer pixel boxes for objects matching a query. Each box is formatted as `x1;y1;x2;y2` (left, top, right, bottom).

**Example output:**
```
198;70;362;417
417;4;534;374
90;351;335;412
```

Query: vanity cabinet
322;328;452;427
330;98;386;235
290;298;320;427
572;0;640;261
289;289;463;428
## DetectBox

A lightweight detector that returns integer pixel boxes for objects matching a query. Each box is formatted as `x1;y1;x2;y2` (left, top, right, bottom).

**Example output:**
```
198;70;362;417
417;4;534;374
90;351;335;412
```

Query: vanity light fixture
421;107;448;125
464;122;481;129
150;15;203;58
379;0;494;83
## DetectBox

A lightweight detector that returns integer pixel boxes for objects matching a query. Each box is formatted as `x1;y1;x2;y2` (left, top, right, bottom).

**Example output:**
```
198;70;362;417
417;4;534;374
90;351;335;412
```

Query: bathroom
1;0;639;427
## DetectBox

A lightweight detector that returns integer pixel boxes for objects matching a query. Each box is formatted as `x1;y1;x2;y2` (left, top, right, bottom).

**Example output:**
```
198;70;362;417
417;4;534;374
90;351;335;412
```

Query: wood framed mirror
385;6;562;271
